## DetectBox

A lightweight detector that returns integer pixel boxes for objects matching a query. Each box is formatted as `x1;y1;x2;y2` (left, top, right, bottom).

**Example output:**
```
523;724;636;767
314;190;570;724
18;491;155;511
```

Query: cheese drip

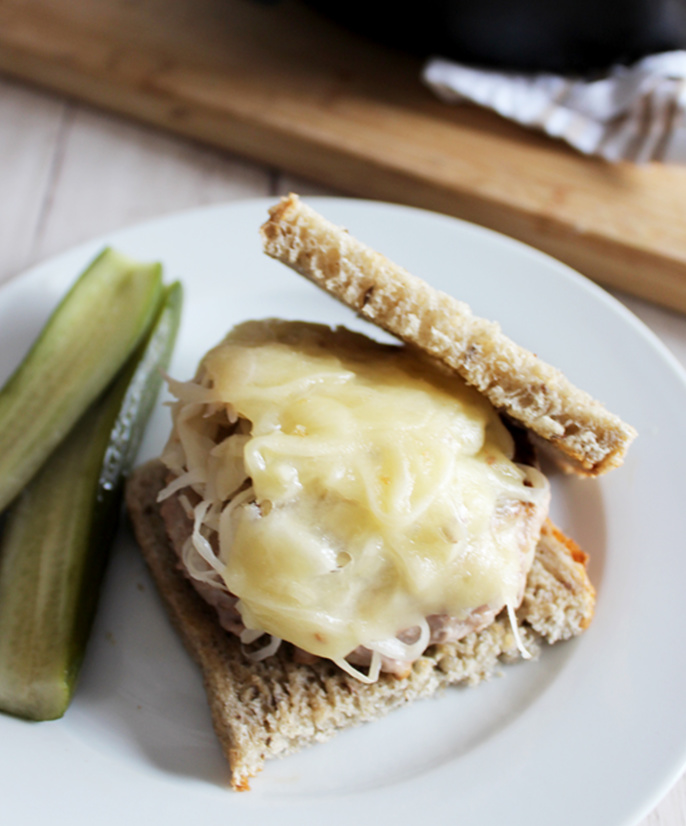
161;320;549;665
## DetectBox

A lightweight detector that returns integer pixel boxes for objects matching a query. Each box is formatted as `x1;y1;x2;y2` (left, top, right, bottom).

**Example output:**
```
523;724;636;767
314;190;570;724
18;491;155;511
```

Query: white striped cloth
423;51;686;164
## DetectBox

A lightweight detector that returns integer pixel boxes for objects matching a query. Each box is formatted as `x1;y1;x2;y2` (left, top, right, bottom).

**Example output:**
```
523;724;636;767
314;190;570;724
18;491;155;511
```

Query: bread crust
260;194;636;476
125;459;595;791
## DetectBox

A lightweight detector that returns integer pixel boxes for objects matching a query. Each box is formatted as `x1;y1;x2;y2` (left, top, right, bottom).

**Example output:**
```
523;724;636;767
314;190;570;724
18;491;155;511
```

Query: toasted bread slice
125;459;595;791
260;194;636;476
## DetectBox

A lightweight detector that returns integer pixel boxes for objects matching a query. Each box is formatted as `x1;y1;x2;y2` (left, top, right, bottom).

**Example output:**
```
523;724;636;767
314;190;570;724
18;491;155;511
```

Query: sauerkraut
159;320;550;676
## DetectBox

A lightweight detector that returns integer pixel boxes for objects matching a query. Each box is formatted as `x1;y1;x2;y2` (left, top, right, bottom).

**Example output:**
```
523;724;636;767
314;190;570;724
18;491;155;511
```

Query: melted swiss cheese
163;320;549;664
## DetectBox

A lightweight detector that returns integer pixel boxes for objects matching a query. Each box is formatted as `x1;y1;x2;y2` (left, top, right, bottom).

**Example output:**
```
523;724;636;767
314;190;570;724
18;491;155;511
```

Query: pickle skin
0;281;182;721
0;248;164;513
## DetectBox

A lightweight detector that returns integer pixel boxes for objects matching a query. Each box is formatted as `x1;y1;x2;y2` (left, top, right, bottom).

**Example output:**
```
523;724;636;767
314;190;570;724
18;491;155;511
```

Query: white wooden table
1;73;685;825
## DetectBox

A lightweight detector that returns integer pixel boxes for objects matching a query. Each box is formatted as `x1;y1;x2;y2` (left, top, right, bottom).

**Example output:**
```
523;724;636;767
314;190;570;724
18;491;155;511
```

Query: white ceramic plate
0;198;684;826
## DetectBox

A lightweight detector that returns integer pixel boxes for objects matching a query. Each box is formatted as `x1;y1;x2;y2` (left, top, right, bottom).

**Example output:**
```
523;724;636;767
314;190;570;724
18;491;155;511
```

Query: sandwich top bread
125;195;634;790
261;194;637;476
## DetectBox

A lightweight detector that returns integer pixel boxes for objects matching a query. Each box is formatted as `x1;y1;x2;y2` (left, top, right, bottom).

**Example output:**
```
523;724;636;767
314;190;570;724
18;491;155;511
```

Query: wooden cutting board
1;0;685;310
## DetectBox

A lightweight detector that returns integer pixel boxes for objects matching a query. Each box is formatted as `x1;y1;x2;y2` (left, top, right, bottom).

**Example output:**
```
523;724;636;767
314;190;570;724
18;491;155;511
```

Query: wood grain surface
0;0;685;310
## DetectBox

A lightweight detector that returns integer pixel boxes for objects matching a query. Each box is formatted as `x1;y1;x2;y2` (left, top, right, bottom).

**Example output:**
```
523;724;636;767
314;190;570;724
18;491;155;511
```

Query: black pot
302;0;686;73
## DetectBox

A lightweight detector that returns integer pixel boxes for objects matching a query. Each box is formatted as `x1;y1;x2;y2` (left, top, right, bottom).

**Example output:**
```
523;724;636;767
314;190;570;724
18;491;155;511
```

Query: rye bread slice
260;194;636;476
125;459;595;791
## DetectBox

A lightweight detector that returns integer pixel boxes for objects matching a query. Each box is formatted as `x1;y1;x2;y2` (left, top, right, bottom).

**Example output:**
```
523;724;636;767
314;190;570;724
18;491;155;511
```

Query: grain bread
260;194;636;476
125;458;595;791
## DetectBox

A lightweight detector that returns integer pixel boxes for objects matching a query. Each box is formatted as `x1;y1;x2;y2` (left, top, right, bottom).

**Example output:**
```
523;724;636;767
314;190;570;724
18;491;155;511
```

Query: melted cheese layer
162;320;550;664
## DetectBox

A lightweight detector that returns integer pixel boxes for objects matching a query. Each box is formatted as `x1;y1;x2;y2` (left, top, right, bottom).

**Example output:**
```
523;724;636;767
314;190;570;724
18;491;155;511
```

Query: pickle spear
0;248;164;513
0;282;182;721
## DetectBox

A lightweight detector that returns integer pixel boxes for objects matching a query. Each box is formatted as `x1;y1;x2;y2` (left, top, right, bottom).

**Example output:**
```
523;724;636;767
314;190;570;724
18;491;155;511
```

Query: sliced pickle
0;248;164;512
0;282;182;720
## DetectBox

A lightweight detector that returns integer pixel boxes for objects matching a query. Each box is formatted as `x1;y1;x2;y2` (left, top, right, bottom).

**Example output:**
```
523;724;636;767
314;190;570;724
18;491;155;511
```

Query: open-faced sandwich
125;194;636;790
